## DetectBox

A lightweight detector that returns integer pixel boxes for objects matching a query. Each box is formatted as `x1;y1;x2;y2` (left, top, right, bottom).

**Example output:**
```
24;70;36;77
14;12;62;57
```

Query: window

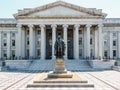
104;50;108;58
37;37;41;46
11;50;15;57
11;33;15;37
113;40;116;46
3;33;7;38
104;40;108;46
90;49;93;57
3;50;7;57
113;32;117;37
27;49;29;57
79;38;82;45
3;39;7;46
113;50;116;57
90;38;92;45
37;41;40;46
27;37;29;45
79;49;82;57
12;40;15;46
37;49;40;57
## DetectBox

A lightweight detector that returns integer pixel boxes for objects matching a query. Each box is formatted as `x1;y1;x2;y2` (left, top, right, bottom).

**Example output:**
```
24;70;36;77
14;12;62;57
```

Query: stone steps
27;83;94;88
33;80;88;83
27;60;92;71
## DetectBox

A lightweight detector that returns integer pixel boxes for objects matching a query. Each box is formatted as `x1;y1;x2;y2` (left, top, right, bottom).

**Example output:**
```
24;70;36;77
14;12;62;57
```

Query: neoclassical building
0;1;120;60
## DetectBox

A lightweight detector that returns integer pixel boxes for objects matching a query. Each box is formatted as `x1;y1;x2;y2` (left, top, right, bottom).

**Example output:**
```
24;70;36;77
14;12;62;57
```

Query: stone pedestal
48;58;73;78
54;58;67;73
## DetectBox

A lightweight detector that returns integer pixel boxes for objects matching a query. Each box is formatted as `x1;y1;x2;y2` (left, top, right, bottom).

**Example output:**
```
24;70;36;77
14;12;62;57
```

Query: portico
16;23;103;60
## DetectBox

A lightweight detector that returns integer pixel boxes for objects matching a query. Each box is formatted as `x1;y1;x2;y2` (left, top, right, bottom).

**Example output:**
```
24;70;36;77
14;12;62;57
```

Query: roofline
14;1;107;18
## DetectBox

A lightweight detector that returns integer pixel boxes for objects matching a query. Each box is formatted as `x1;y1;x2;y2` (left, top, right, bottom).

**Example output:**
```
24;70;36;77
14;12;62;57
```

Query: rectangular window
12;40;15;46
104;40;108;46
37;41;40;46
113;50;116;57
27;37;29;45
27;49;29;57
37;49;40;57
11;33;15;37
3;39;7;46
113;40;116;46
3;50;7;57
113;32;117;37
79;49;82;57
90;38;92;45
104;50;108;58
11;50;15;57
90;49;93;57
79;38;82;45
3;33;7;38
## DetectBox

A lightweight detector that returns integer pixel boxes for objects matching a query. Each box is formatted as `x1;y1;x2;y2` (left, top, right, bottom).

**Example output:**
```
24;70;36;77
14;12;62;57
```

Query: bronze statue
54;35;65;58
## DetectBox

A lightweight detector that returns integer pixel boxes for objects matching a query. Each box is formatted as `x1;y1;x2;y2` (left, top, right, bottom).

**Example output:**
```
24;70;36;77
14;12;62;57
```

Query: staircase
27;59;55;71
27;59;93;71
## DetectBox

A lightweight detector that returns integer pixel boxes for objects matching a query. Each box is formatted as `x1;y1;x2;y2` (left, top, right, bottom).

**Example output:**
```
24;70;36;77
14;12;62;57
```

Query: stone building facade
0;1;120;60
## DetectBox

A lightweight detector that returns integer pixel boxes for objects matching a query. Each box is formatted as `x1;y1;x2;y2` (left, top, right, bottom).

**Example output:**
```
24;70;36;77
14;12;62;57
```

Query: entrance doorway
67;26;74;59
46;27;52;59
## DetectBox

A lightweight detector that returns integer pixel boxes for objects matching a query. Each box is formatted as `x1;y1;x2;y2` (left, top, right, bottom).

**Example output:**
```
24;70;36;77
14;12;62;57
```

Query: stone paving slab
0;70;120;90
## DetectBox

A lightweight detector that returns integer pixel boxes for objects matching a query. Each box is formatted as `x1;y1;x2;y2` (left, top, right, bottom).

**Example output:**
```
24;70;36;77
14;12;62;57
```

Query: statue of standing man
54;35;65;59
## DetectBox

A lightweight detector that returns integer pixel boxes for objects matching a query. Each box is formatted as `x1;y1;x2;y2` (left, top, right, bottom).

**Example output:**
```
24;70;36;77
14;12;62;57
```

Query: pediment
14;1;107;18
28;6;91;17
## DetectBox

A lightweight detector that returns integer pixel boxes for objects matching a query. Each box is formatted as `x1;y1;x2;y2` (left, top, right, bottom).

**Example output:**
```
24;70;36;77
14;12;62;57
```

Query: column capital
51;24;57;28
39;24;45;28
63;24;68;28
98;24;104;27
28;24;34;28
74;24;80;28
16;24;22;28
86;24;92;28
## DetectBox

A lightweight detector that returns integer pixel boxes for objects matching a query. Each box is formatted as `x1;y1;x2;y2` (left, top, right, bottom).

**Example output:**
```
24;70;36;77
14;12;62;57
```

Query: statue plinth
54;58;67;73
48;58;73;78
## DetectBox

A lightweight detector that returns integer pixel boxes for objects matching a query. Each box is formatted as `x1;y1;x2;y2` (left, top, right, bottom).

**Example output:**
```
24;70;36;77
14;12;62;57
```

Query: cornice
16;16;103;20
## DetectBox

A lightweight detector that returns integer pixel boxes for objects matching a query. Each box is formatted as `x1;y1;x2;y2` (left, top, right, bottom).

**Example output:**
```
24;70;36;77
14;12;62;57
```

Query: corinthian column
74;24;80;59
94;27;98;58
51;24;57;59
29;24;34;59
0;31;1;59
86;24;91;59
63;24;68;59
40;24;45;60
98;24;103;60
7;31;10;59
118;32;120;58
21;27;26;58
16;24;22;59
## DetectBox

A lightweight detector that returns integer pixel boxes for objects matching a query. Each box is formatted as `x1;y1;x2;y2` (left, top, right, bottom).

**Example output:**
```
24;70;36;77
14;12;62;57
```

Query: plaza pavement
0;60;120;90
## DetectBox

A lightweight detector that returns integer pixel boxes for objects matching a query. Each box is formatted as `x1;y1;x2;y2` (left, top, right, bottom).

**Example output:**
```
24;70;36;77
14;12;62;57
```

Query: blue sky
0;0;120;18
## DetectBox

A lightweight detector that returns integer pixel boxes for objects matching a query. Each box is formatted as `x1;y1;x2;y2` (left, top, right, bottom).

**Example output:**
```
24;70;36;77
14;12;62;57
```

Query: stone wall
5;60;32;70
